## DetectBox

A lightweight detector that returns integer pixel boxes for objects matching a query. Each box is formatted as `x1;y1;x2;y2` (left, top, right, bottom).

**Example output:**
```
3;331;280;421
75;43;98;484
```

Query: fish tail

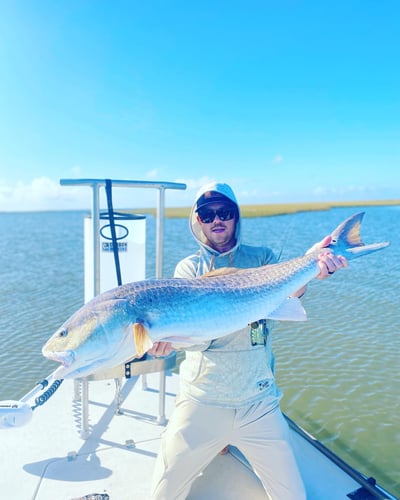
329;211;390;260
133;323;153;357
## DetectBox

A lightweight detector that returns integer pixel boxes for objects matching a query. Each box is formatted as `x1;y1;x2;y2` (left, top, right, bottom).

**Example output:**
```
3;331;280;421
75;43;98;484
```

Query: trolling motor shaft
0;373;63;429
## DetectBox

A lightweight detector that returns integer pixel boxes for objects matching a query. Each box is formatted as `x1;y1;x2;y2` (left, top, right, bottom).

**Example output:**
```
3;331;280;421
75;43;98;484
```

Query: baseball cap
196;191;236;212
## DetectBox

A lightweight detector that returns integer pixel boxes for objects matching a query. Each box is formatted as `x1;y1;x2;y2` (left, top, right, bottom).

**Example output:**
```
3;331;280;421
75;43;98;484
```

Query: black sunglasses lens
217;208;235;221
198;211;213;223
198;207;235;223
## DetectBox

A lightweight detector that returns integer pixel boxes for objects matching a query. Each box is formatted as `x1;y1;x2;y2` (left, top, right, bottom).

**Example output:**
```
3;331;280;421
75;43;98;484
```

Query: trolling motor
0;373;63;429
0;401;33;428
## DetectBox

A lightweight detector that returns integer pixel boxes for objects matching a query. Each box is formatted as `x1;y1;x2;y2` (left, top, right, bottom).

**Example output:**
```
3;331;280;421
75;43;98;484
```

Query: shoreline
1;199;399;217
136;199;400;218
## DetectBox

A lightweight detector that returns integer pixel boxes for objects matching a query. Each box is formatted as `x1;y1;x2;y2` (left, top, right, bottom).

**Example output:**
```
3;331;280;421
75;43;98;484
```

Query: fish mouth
42;348;119;379
42;349;75;368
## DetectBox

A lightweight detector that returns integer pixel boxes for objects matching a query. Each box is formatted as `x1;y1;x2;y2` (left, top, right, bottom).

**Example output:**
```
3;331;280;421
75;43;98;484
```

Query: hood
189;181;241;255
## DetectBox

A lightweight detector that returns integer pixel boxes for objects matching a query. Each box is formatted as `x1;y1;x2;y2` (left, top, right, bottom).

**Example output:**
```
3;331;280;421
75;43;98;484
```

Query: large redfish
42;212;389;379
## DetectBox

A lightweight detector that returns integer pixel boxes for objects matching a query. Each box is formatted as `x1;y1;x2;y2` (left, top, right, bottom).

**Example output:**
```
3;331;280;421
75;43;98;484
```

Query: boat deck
2;361;396;500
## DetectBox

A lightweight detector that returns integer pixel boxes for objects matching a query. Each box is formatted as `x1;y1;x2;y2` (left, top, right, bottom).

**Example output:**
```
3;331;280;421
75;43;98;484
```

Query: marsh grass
132;199;400;219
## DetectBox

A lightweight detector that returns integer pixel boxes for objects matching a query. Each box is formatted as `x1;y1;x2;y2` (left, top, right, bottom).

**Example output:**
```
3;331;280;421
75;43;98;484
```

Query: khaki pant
150;397;306;500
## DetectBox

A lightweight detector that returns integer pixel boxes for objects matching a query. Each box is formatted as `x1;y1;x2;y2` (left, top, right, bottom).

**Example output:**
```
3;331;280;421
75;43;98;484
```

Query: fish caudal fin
328;212;390;260
133;323;153;357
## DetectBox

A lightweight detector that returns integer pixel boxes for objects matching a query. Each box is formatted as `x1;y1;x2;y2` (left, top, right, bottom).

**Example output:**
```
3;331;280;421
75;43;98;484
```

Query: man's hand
148;342;174;357
310;235;348;279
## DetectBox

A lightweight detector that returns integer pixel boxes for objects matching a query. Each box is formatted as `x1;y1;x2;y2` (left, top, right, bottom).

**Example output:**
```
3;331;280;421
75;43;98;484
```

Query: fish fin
202;267;241;278
133;323;153;357
328;212;390;259
330;211;365;248
267;297;307;322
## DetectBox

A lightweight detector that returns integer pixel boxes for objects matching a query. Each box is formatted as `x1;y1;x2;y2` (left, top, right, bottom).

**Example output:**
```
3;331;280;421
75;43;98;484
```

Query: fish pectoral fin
133;323;153;357
267;297;307;322
201;267;241;278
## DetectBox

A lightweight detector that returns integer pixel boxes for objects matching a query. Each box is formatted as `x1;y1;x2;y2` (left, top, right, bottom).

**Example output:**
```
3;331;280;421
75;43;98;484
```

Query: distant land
134;199;400;218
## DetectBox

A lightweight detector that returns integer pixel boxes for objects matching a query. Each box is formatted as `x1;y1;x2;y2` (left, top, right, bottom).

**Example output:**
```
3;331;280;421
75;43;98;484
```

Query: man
149;181;347;499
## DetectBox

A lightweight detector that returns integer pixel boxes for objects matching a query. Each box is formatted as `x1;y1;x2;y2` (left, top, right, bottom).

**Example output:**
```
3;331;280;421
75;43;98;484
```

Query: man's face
197;202;237;252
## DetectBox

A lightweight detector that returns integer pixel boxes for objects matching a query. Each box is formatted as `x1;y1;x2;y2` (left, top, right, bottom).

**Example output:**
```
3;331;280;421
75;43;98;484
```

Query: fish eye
58;328;68;338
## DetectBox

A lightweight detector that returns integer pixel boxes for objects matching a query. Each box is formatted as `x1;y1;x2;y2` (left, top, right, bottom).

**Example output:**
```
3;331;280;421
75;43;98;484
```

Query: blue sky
0;1;399;211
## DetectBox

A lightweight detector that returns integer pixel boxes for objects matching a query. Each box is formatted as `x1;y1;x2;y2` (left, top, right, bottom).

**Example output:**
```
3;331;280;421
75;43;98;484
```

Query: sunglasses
197;207;236;224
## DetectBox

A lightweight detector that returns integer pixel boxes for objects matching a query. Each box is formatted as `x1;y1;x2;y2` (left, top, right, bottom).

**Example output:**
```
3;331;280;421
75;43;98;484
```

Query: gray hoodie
174;181;282;409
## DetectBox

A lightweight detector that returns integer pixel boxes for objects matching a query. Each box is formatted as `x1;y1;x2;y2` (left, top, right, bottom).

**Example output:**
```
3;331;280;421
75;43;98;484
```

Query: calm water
0;207;399;496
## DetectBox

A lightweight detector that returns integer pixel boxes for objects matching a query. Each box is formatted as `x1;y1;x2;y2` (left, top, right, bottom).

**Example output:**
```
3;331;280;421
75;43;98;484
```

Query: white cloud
173;176;215;191
312;184;370;198
0;175;193;212
273;154;284;163
1;175;383;212
70;165;82;177
145;168;160;179
0;177;90;212
170;176;216;205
